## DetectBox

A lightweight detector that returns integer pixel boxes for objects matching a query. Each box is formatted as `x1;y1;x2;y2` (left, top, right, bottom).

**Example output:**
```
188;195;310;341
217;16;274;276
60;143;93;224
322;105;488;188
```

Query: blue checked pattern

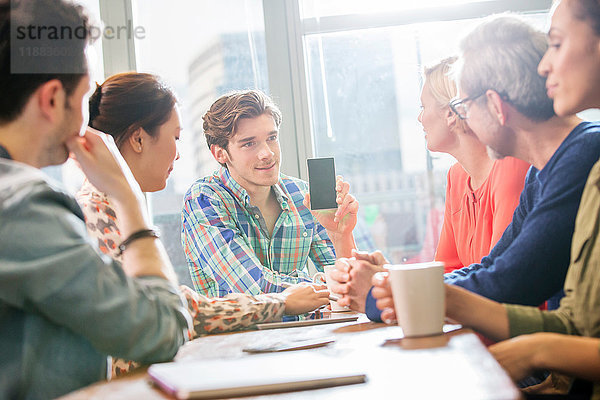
182;167;336;297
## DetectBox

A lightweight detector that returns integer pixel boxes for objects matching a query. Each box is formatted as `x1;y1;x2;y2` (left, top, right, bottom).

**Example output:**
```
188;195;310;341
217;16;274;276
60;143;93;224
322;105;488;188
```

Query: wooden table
60;314;522;399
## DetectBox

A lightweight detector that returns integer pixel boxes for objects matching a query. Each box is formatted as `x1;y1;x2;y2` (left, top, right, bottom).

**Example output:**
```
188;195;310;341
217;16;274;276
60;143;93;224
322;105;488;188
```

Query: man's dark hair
0;0;95;124
203;90;283;168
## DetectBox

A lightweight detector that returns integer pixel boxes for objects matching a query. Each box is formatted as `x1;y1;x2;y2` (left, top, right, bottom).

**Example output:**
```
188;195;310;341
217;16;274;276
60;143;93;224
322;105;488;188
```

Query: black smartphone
307;157;337;210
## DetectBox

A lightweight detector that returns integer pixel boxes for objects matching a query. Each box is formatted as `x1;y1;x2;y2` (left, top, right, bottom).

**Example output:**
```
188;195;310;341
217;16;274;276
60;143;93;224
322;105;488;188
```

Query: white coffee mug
385;262;445;337
313;265;348;312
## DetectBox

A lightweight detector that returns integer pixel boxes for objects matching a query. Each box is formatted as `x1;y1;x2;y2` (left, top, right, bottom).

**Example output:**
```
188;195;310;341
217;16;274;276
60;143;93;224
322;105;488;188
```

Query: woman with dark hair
77;72;330;376
79;73;182;257
88;72;180;192
375;1;600;398
538;0;600;117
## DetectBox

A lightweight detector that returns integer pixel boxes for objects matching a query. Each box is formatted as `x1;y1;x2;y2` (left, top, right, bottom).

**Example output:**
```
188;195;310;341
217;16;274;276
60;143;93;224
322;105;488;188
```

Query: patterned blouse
76;180;286;377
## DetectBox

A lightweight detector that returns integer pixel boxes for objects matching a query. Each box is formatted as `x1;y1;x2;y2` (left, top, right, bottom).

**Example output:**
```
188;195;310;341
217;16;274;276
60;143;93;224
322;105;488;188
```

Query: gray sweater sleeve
0;176;191;364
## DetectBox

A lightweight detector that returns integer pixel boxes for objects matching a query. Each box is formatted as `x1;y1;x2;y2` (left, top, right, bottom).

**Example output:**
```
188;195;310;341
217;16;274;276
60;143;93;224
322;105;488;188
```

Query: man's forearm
328;231;356;258
113;194;178;284
112;192;150;237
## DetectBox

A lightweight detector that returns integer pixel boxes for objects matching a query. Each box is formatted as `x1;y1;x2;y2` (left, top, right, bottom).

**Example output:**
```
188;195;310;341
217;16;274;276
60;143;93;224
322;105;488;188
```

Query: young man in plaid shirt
182;90;358;296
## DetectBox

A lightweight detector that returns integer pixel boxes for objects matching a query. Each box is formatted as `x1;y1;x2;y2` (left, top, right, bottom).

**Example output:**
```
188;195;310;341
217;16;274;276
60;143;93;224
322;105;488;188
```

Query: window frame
98;0;137;75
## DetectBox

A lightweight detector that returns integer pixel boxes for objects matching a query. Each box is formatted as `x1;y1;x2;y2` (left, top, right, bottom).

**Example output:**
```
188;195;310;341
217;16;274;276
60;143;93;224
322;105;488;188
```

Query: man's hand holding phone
304;175;358;236
304;157;358;259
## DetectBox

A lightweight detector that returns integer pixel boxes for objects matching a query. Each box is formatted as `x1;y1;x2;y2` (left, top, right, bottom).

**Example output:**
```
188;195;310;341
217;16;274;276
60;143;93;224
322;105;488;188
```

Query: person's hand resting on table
281;283;331;314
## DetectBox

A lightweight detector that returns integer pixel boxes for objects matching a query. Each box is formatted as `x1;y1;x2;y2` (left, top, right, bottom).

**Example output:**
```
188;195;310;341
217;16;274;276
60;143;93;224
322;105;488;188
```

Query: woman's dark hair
572;0;600;35
89;72;177;148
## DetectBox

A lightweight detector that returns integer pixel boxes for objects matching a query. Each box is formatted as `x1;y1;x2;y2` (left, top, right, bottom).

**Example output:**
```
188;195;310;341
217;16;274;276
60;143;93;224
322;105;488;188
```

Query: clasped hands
328;249;388;313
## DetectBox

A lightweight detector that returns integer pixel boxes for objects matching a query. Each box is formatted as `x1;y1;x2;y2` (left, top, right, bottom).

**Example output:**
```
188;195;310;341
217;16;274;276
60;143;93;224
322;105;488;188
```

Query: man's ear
210;144;229;164
485;90;508;126
127;127;144;153
37;79;65;122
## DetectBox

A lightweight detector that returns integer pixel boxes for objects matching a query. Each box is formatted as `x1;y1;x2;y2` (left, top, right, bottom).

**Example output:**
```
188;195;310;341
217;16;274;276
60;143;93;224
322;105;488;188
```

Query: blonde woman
419;57;530;273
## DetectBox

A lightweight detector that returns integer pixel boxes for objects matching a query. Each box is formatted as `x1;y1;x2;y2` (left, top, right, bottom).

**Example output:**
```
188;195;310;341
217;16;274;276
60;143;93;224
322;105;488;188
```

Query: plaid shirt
182;167;336;297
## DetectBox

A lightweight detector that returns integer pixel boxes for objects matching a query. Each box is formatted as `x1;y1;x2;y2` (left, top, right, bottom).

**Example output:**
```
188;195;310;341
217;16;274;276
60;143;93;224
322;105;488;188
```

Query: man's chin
265;174;279;186
42;148;69;168
260;172;280;187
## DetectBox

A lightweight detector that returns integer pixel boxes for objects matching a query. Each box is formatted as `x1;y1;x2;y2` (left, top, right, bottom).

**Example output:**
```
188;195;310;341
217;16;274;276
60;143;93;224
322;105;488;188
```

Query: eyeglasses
449;90;510;120
449;92;486;120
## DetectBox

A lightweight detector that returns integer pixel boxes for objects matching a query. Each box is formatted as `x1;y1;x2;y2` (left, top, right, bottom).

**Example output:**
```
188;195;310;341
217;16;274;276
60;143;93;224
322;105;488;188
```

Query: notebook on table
148;352;367;399
255;314;358;330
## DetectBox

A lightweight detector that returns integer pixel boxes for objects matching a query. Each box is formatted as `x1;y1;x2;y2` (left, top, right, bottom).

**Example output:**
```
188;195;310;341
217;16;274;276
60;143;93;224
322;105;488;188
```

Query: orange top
435;157;530;273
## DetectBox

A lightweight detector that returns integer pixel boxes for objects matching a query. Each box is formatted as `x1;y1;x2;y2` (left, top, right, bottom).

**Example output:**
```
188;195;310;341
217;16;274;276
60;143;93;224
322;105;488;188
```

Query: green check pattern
181;167;336;297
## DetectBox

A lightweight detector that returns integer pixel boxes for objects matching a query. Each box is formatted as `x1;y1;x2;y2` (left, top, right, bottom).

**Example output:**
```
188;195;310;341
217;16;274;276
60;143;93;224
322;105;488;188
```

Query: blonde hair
423;56;469;132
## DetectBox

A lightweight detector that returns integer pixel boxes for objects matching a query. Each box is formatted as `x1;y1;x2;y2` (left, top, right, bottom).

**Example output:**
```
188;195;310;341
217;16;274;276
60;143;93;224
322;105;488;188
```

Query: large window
296;2;550;262
61;1;560;274
133;0;269;284
129;0;552;268
134;0;269;206
299;0;502;18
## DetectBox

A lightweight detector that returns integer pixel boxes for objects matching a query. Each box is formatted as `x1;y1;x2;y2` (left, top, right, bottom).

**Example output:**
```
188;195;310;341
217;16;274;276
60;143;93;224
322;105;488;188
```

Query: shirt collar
0;145;12;160
217;166;291;210
272;183;290;211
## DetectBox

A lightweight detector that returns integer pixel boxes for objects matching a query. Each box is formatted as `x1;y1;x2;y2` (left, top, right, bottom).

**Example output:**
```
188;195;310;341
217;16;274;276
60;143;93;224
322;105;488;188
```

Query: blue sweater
367;121;600;321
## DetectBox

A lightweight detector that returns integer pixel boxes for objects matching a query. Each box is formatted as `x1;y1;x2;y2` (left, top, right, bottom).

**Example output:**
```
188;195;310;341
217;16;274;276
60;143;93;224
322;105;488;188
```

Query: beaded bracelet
117;228;160;256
